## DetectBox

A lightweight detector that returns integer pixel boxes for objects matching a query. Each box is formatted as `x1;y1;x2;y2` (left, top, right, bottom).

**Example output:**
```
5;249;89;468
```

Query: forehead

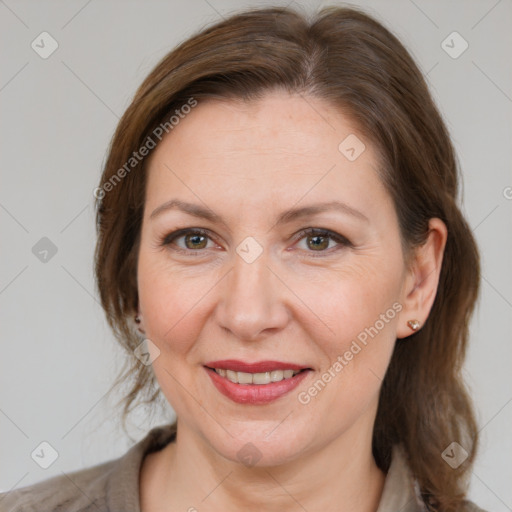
144;91;390;223
151;91;366;160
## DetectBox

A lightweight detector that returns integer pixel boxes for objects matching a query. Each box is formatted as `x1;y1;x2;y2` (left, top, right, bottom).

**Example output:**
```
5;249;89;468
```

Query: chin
203;420;314;468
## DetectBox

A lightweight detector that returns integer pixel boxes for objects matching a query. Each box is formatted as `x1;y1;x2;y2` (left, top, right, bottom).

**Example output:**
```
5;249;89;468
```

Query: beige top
0;424;485;512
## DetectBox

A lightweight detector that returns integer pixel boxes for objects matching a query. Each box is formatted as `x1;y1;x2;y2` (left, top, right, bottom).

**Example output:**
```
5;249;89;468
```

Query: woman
1;5;486;511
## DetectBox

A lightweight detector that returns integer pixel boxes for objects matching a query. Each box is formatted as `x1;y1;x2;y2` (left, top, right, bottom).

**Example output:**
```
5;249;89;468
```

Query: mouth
207;367;307;385
203;360;312;404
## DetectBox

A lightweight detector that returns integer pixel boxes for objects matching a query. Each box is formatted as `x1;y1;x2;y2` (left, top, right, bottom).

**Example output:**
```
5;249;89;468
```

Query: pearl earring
407;319;421;331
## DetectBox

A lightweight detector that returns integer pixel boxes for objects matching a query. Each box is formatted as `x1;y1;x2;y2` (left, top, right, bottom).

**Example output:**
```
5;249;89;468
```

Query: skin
136;90;447;512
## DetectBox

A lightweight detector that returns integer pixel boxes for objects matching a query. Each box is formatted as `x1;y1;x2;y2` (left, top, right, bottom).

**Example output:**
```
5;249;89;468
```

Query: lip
204;365;312;405
204;359;310;373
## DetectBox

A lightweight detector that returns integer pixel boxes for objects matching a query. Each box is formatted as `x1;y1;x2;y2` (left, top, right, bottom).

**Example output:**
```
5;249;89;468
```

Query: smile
212;368;303;385
203;360;312;404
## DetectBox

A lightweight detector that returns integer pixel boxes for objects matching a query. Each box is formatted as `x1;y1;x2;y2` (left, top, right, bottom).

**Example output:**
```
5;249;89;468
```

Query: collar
376;444;427;512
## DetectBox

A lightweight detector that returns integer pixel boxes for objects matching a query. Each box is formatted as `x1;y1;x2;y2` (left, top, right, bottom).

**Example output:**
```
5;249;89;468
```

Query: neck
142;419;386;512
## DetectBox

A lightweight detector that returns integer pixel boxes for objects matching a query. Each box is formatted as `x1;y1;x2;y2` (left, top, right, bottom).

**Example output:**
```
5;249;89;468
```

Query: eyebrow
149;199;369;225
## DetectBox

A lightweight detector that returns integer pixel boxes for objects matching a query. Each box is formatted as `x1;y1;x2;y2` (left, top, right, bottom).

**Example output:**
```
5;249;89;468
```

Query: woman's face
137;90;413;465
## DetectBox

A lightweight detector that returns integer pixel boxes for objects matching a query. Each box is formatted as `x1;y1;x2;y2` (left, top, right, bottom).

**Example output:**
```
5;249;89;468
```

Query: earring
135;314;145;335
407;319;421;331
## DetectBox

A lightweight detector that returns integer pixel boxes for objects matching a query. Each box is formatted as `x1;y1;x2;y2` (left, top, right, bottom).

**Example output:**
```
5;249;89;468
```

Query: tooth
270;370;284;382
252;371;272;384
217;368;302;384
237;371;254;384
226;370;238;382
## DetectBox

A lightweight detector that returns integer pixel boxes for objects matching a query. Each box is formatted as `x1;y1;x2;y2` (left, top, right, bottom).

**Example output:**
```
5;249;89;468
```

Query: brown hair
94;5;480;510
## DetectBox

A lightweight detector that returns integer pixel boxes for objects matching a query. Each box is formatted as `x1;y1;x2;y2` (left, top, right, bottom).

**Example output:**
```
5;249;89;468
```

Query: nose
214;247;290;341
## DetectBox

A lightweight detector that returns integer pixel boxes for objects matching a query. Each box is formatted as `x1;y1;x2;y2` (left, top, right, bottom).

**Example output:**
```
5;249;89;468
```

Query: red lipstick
203;360;312;405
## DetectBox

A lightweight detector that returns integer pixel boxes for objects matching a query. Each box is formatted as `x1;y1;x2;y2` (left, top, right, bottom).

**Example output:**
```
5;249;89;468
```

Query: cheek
137;251;214;356
288;258;402;411
295;273;399;424
290;258;402;344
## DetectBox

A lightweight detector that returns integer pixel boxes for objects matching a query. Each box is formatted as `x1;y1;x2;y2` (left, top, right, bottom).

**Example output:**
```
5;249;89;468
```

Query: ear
396;218;448;339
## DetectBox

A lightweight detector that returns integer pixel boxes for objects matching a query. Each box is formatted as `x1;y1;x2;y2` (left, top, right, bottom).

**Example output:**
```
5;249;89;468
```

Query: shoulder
381;445;489;512
0;424;177;512
0;458;116;512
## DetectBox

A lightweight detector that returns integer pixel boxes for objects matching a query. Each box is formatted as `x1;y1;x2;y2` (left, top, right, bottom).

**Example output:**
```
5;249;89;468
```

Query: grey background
1;0;511;509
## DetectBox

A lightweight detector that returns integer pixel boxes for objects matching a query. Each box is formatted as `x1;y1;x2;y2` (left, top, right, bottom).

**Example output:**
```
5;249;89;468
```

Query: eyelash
159;227;352;258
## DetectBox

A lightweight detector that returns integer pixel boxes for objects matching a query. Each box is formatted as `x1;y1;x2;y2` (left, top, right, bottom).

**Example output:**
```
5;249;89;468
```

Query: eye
160;228;217;255
160;227;352;257
293;228;352;256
